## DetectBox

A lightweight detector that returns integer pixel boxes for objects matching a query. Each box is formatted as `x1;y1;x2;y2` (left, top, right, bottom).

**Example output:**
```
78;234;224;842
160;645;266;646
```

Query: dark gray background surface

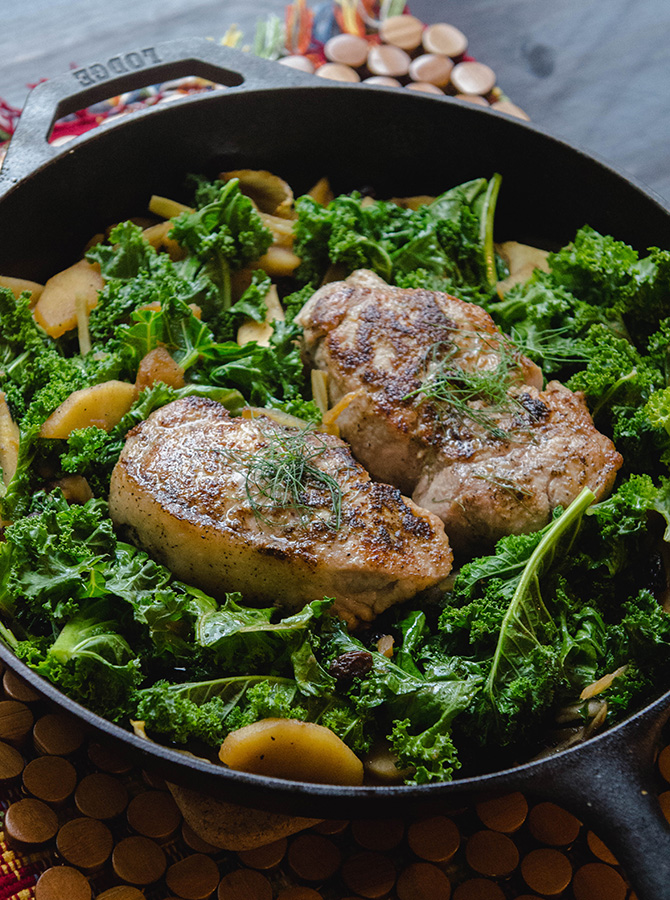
1;0;668;202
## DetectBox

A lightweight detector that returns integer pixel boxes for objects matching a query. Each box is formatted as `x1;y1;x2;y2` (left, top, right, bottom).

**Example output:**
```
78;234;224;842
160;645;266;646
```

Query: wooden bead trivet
1;666;669;900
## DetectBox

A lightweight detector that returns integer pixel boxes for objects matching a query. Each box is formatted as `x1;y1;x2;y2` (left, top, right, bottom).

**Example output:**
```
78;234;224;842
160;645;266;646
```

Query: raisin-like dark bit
329;650;374;683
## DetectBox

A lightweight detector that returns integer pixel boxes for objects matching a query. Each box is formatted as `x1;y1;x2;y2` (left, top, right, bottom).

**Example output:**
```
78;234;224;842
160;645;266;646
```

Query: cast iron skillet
1;38;670;899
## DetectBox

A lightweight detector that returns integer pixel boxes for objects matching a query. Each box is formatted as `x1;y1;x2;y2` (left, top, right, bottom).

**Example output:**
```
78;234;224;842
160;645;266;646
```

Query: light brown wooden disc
4;797;58;847
341;850;396;898
87;740;133;774
112;835;167;885
217;869;272;900
0;699;34;746
452;879;505;900
96;887;145;900
126;788;182;840
422;22;468;58
182;820;222;855
315;63;361;83
406;82;444;95
23;755;77;805
165;853;220;900
572;862;627;900
276;889;323;900
351;817;404;851
237;836;288;869
278;55;315;74
324;33;369;68
288;833;342;882
397;861;451;900
450;61;496;96
658;789;670;823
367;44;411;78
33;712;85;756
586;830;619;865
56;816;113;871
528;801;581;846
454;93;489;106
312;818;349;835
362;76;402;87
0;739;24;782
491;100;530;121
407;815;460;862
380;14;424;51
464;830;519;878
409;54;453;86
658;744;670;782
3;668;41;703
521;848;572;895
75;772;128;820
35;866;92;900
476;792;528;833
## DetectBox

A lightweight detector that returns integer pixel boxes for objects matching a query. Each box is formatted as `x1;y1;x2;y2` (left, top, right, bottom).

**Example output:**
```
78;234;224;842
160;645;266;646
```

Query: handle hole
47;57;244;142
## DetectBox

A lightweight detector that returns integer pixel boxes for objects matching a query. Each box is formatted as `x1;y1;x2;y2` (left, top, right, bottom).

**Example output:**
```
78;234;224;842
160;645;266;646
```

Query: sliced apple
32;259;104;338
0;275;44;306
237;284;285;347
40;381;137;439
0;392;20;485
496;241;550;296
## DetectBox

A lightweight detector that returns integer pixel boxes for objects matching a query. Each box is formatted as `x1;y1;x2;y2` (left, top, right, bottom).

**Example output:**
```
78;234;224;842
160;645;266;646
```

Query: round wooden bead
406;82;444;95
572;862;627;900
465;830;519;878
126;789;181;840
165;853;220;900
278;56;315;74
380;14;424;51
454;93;489;106
476;792;528;833
422;22;468;58
362;76;401;87
397;861;451;900
217;869;272;900
450;61;496;96
182;819;222;854
112;835;167;885
5;797;58;848
0;739;24;783
0;699;34;746
324;33;369;68
586;830;619;865
276;889;323;900
23;755;77;805
409;53;453;86
491;100;530;120
288;833;341;881
75;772;129;820
56;816;113;871
658;744;670;782
407;815;460;862
237;837;287;870
35;866;92;900
521;848;573;896
33;712;85;756
452;879;505;900
367;44;411;78
315;63;361;83
3;668;41;703
96;888;145;900
528;801;581;846
340;851;396;898
87;740;133;774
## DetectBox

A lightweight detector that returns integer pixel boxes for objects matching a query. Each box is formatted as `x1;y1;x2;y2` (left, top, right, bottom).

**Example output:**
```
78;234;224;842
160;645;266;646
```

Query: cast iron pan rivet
312;818;349;835
351;816;404;851
237;836;288;870
572;861;628;900
87;740;133;774
0;739;24;783
75;771;128;820
22;755;77;805
2;668;41;703
217;868;272;900
520;847;572;895
56;816;114;872
407;814;460;862
586;830;619;865
340;850;396;898
33;712;85;756
527;800;581;846
452;877;505;900
422;22;468;58
4;796;58;849
465;830;519;878
181;819;222;855
0;699;34;747
126;788;182;841
396;861;451;900
112;835;166;885
288;833;342;882
379;14;424;52
475;791;528;833
165;853;221;900
34;866;92;900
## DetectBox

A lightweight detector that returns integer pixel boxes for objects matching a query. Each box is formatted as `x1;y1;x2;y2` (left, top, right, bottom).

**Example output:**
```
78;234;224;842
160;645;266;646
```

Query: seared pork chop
108;397;453;626
296;271;622;553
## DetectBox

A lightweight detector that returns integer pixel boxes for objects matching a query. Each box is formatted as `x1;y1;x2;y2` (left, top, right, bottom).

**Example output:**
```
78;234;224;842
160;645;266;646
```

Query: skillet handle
520;703;670;900
0;38;315;189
